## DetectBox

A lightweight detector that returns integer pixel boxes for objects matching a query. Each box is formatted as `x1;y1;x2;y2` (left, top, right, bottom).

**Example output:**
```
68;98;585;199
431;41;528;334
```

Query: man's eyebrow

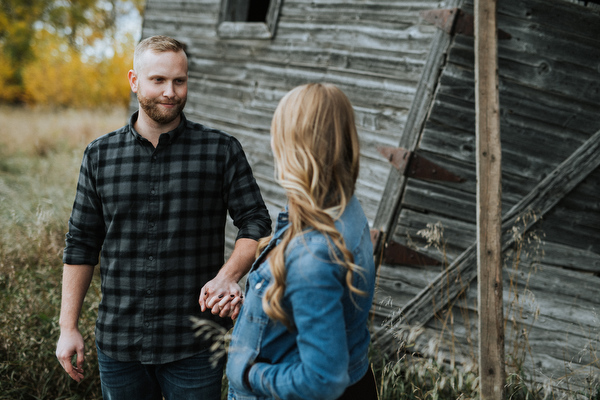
147;74;188;80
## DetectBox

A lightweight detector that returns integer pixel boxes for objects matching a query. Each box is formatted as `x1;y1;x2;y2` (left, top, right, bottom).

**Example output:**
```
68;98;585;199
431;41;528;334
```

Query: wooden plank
372;129;600;361
422;90;595;182
402;179;477;223
536;241;600;274
447;35;600;106
474;0;505;395
400;175;539;226
496;0;600;41
373;264;442;317
536;211;600;255
422;308;600;392
436;60;600;136
281;0;441;25
185;41;432;82
496;17;600;72
461;0;600;40
392;208;476;264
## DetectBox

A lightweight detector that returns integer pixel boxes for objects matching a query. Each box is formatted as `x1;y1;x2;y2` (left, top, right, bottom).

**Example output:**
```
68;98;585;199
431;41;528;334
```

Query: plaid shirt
63;112;271;364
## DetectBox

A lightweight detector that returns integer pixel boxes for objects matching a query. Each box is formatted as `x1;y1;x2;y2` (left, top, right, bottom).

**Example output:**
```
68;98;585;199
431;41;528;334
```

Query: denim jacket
226;196;376;400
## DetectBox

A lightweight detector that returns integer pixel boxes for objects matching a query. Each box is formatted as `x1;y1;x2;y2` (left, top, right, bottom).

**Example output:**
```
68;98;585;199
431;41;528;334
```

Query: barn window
218;0;282;39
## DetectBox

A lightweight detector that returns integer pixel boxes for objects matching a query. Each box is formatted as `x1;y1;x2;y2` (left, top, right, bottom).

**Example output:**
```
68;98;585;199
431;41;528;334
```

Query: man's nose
163;82;176;98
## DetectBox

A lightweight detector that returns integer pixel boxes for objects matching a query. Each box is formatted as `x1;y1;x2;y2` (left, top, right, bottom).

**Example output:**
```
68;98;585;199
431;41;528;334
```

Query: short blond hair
133;35;187;72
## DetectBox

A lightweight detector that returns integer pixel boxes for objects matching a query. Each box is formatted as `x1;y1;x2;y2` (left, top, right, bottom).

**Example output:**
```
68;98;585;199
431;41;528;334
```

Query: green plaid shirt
63;112;271;364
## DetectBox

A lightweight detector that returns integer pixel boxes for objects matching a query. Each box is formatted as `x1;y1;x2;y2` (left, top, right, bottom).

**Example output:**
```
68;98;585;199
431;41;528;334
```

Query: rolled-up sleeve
222;137;271;241
63;145;105;266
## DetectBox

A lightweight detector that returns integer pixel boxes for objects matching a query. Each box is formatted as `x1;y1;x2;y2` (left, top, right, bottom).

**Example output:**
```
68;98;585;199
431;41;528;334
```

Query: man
56;35;271;399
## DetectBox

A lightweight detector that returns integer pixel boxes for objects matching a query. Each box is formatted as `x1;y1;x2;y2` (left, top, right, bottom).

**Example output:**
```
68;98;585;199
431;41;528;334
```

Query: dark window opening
218;0;281;39
247;0;271;22
224;0;271;22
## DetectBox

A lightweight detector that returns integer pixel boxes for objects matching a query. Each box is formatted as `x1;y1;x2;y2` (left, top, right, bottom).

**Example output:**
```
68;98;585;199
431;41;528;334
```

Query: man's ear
127;70;138;93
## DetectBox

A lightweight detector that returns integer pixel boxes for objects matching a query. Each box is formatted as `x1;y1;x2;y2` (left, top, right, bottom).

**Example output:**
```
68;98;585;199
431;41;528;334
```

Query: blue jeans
97;345;224;400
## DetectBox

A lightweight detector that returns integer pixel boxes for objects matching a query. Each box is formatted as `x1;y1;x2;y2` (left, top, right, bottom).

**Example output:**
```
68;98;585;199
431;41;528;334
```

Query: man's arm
199;238;258;320
56;264;95;382
202;135;271;319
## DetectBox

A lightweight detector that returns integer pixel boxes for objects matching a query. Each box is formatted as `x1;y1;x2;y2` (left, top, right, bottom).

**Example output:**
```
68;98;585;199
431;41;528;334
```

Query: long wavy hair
261;83;365;328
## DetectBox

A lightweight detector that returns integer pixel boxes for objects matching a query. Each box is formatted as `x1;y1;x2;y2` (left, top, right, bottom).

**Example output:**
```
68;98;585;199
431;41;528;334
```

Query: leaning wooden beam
371;0;464;256
372;128;600;356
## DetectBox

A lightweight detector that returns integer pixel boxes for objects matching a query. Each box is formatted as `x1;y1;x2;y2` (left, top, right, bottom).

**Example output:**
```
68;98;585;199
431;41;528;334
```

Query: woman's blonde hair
262;83;364;328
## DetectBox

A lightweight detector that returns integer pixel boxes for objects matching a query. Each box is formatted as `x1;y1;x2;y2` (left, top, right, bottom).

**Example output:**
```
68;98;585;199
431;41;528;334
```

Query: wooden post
474;0;505;399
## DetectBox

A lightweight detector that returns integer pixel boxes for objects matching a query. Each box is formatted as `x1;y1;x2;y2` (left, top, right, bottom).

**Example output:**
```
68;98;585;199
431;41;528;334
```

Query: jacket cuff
247;362;269;395
243;363;252;389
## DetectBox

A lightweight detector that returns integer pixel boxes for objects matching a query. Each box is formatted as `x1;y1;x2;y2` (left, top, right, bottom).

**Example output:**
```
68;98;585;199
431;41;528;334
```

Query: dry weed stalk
190;317;230;369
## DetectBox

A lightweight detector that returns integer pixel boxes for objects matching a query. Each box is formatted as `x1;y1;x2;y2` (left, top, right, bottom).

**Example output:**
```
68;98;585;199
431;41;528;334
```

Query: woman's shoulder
282;231;345;286
286;230;332;259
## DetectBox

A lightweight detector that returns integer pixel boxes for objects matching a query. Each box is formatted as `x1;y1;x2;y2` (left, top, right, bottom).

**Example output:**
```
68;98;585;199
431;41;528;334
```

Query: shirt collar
128;111;188;144
273;206;289;240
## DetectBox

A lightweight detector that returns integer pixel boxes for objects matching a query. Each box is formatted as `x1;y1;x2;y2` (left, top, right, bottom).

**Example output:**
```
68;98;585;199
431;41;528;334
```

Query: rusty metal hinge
378;146;465;183
383;240;441;266
420;8;511;40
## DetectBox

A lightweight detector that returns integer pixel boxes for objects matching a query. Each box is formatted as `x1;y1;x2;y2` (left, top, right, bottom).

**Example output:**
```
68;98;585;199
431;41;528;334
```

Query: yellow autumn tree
23;30;134;108
0;0;144;106
98;34;138;108
0;49;21;102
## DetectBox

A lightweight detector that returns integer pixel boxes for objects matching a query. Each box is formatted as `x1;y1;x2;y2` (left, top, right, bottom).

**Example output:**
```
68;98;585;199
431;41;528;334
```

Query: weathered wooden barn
136;0;600;395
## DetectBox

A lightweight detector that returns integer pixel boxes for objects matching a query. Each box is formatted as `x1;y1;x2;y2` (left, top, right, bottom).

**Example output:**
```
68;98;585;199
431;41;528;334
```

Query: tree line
0;0;145;108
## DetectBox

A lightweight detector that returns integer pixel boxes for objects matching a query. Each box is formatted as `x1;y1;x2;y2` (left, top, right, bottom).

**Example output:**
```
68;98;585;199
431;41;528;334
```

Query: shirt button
255;281;262;290
150;189;156;195
146;289;152;295
148;256;154;261
144;322;150;327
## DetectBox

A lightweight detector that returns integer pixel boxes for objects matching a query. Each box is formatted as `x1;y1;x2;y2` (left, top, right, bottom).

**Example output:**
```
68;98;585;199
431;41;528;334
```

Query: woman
226;83;378;400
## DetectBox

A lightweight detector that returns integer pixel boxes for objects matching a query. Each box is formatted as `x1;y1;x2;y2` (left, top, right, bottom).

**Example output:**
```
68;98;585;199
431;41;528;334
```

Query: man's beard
138;93;186;125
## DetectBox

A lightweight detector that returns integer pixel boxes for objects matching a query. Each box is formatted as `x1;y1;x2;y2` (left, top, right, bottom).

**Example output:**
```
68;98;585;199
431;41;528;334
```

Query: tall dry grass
0;107;127;399
372;219;600;400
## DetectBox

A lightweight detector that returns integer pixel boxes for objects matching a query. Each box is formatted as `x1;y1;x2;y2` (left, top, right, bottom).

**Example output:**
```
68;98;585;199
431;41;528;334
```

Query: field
0;107;126;399
1;107;596;399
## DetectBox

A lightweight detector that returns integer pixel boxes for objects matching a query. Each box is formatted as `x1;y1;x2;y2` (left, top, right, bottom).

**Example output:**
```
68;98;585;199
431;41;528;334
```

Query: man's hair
133;35;187;73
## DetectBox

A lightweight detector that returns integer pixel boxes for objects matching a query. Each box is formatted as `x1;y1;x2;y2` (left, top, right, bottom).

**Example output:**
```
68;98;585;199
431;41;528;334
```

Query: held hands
199;238;257;320
56;328;85;382
199;274;244;320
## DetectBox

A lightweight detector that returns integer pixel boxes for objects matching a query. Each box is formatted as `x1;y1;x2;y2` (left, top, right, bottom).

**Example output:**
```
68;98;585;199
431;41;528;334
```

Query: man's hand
199;238;258;320
57;264;94;382
56;328;86;382
199;275;244;320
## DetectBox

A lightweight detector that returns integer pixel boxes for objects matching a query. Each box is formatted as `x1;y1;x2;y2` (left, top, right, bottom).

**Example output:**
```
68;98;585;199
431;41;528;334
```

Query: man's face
130;50;188;125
